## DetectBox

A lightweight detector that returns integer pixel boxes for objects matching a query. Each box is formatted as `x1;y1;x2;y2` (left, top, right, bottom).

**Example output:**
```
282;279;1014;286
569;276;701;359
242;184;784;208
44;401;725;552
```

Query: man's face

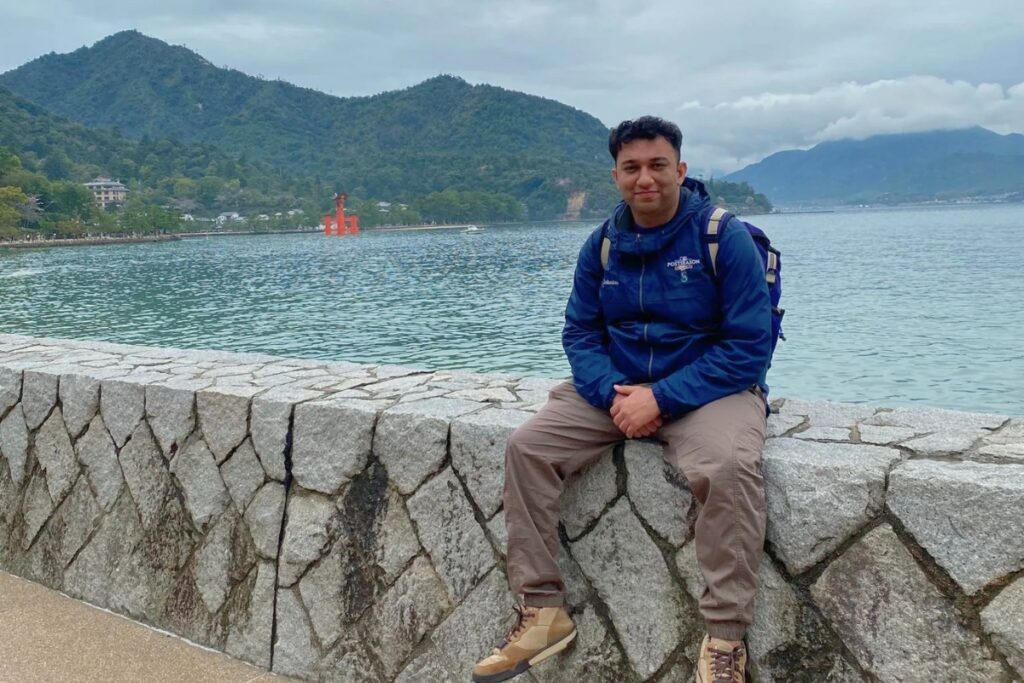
611;136;687;225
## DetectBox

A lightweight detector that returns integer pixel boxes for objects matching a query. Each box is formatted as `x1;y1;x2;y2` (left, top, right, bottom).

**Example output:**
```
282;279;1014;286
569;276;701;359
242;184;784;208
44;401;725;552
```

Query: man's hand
610;385;663;438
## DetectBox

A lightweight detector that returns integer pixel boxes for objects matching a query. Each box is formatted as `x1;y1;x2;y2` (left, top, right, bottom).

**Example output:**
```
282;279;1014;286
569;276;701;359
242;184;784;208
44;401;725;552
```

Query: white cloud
675;77;1024;173
2;1;1024;173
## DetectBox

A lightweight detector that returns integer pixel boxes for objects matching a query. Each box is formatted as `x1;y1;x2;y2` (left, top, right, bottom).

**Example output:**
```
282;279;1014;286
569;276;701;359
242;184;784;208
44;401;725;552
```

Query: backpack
599;206;785;358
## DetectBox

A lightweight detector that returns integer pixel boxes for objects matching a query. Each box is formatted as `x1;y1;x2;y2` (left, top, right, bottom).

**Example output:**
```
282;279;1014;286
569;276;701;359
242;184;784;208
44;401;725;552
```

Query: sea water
1;204;1022;415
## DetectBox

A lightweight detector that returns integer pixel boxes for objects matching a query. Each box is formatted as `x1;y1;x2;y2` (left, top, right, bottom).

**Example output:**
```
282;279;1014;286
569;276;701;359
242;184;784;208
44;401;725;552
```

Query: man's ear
611;167;619;183
677;161;688;185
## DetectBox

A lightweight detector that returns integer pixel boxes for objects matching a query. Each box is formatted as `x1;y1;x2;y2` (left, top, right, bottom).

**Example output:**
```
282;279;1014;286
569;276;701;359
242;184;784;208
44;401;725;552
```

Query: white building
215;211;242;225
83;178;128;209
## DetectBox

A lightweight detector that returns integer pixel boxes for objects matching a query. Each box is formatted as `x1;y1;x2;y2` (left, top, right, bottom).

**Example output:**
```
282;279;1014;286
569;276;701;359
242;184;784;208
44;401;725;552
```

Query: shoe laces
494;604;537;653
708;643;743;682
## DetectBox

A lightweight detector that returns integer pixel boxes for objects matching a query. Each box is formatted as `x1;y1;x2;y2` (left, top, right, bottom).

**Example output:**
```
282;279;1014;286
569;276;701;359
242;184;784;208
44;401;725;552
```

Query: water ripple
2;205;1023;415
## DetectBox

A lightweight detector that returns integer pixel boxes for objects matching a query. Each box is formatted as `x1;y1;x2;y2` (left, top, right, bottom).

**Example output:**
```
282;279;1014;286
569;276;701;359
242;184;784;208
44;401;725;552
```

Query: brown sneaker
471;604;576;682
695;635;747;683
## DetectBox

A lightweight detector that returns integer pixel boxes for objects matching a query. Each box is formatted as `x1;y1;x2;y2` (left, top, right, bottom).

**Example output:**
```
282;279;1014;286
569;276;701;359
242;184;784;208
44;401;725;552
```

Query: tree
54;219;85;238
0;148;22;179
117;196;183;234
706;179;773;214
42;151;73;180
172;176;197;199
196;176;224;206
19;194;41;226
90;209;118;234
0;186;30;228
46;181;95;221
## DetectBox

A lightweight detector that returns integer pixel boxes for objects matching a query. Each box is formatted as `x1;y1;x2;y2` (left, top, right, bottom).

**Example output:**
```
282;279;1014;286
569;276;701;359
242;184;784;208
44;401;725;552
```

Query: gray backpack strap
705;207;729;277
766;250;779;284
600;205;627;270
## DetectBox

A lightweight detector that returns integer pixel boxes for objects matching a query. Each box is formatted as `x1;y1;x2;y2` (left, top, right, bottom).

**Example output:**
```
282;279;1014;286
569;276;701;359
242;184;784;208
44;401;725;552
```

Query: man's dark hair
608;116;683;161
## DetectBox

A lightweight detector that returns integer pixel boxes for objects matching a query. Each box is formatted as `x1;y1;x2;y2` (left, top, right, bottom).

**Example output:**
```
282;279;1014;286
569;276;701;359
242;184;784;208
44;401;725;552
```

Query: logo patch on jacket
667;256;701;282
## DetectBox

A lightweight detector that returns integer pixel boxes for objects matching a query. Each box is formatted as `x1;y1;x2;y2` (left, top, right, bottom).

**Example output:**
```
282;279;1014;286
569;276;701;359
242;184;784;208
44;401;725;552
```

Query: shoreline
0;228;321;249
0;234;183;249
177;227;321;238
364;223;478;232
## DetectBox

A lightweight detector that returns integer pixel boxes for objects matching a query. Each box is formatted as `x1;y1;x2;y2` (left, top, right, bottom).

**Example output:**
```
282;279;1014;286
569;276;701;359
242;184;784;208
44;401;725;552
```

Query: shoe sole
471;629;577;683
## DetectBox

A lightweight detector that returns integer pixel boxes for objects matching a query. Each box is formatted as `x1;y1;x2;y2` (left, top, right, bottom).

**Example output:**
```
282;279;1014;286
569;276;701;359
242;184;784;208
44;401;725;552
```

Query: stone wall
0;333;1021;682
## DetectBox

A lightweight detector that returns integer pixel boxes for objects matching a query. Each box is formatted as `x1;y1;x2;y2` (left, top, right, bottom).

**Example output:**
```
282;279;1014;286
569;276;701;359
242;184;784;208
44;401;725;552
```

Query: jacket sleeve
562;227;632;409
650;218;771;417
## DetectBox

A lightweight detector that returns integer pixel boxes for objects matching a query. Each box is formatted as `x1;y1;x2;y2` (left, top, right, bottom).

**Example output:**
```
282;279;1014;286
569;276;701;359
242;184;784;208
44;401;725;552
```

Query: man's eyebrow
621;156;671;165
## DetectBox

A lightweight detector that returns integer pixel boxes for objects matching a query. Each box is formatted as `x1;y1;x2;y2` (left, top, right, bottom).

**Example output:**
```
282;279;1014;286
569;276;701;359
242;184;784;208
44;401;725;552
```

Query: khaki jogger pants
504;381;768;641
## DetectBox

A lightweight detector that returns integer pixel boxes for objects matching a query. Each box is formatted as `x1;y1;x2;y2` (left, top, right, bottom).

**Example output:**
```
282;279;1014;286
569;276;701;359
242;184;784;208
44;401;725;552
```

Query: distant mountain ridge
0;30;622;217
725;127;1024;205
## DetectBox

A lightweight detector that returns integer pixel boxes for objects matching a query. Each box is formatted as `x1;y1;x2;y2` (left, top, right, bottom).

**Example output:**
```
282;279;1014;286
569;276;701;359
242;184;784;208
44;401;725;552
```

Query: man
473;116;772;683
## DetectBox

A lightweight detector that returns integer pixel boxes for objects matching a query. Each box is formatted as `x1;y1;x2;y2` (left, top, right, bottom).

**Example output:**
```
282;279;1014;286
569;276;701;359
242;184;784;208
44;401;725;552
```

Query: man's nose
637;166;655;186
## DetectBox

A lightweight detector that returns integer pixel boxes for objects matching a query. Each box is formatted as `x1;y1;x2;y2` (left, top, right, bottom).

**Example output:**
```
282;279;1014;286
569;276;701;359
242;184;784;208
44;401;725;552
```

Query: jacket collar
608;177;710;256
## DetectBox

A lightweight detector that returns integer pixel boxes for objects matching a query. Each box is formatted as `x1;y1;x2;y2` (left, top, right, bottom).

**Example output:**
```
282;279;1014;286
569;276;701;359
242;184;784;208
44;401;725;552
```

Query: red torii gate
322;193;360;236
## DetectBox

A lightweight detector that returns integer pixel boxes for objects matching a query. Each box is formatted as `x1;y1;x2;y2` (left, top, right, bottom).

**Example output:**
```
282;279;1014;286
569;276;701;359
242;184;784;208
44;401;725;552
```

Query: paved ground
0;571;297;683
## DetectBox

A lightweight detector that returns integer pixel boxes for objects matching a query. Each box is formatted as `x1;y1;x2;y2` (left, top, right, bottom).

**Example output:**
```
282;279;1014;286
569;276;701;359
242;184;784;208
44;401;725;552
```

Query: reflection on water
0;267;47;279
2;204;1023;415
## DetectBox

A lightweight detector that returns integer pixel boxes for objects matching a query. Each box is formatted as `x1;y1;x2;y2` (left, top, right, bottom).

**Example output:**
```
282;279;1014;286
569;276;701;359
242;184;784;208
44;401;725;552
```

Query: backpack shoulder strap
600;204;626;270
765;247;779;284
704;207;732;278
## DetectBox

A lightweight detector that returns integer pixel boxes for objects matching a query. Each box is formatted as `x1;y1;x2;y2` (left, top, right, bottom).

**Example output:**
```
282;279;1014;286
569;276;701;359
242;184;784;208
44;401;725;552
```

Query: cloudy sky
2;0;1023;172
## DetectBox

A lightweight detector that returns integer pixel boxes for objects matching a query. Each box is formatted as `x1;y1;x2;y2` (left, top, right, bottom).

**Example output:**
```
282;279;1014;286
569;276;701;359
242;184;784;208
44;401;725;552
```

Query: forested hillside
1;31;621;218
0;85;325;218
1;31;775;225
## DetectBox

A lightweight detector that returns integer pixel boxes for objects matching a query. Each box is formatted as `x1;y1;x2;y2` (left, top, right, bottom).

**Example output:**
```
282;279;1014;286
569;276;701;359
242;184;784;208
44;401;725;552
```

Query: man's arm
562;228;632;410
650;218;772;418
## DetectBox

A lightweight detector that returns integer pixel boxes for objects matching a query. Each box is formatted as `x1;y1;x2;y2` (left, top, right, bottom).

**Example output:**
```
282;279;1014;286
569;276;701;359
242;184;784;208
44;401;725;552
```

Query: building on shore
215;211;243;226
83;178;128;209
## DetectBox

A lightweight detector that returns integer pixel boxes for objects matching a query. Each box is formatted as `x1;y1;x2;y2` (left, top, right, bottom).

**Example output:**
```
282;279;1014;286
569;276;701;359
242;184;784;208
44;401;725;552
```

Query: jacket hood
607;177;711;257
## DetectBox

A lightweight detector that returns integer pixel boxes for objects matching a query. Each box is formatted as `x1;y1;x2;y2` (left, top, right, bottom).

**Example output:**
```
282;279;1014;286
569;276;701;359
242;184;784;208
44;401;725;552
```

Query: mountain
725;128;1024;205
0;31;620;217
0;84;323;216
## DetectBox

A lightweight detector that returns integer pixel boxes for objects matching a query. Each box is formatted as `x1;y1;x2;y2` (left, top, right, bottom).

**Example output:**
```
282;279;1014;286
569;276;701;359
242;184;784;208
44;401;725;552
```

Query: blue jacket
562;178;771;419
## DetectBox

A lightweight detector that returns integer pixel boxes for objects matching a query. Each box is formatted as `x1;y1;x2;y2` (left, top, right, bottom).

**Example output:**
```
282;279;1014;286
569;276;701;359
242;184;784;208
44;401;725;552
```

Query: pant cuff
522;593;565;608
706;621;747;641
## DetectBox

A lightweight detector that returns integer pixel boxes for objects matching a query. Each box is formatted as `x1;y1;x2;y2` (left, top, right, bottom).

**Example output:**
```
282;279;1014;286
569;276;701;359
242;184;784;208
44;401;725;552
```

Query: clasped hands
610;384;663;438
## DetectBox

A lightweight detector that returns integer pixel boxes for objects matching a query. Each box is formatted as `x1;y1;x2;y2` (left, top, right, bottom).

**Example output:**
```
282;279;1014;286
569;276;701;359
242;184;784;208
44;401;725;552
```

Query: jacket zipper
638;251;654;381
639;253;645;313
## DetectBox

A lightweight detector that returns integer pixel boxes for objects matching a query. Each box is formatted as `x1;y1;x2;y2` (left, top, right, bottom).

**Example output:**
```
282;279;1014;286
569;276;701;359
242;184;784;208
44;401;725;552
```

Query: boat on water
462;224;484;234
